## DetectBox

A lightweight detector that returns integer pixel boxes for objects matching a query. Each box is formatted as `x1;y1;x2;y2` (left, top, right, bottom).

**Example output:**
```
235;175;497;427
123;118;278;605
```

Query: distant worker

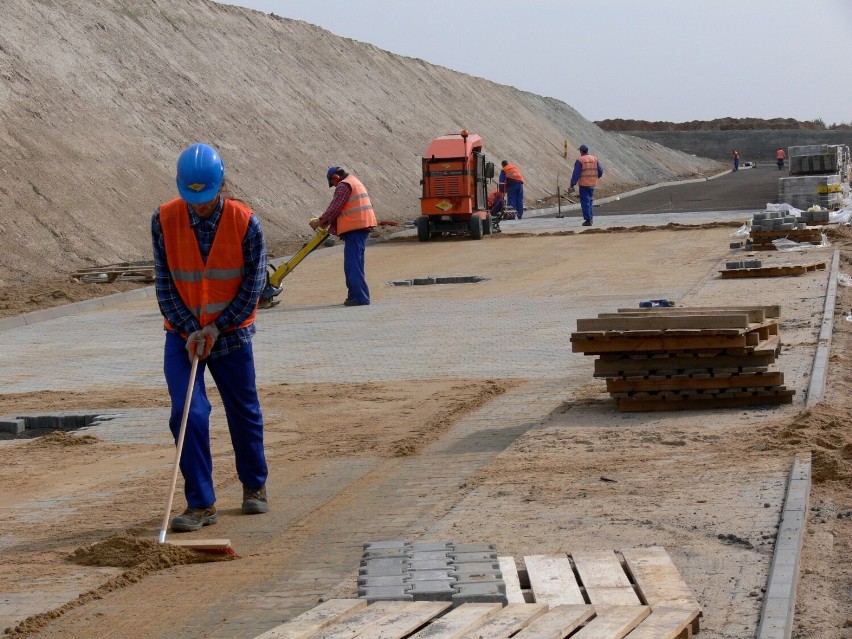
151;143;270;533
310;166;377;306
568;144;604;226
487;187;507;231
499;160;525;219
732;150;740;172
776;148;786;170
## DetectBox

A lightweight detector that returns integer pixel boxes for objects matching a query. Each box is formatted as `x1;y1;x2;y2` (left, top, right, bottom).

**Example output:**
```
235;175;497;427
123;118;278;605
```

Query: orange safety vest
776;149;785;160
336;175;377;235
578;155;600;187
502;164;525;183
159;197;257;332
487;188;501;207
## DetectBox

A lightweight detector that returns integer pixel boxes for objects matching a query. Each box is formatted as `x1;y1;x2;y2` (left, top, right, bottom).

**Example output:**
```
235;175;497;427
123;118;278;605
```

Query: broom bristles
163;538;237;556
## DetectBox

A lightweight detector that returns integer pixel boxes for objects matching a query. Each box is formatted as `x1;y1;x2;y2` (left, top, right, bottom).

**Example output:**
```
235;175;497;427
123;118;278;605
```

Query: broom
158;347;236;556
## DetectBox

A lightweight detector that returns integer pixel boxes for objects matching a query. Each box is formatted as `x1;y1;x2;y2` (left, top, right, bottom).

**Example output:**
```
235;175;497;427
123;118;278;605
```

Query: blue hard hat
176;143;225;204
326;165;341;187
578;144;589;153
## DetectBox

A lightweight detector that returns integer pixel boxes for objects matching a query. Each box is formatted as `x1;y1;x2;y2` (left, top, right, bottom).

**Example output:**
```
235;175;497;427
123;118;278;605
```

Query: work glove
567;185;576;195
185;323;220;361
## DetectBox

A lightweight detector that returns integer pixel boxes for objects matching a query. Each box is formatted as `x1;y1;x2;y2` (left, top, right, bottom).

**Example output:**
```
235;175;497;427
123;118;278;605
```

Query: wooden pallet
719;262;826;278
254;547;701;639
69;262;155;283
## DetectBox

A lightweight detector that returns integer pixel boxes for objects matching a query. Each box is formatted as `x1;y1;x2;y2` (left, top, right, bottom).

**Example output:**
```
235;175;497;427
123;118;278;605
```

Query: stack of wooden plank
254;546;702;639
571;305;794;412
69;262;154;283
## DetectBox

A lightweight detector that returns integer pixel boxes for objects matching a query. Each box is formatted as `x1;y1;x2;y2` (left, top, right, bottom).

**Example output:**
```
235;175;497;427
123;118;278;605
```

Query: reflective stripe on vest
337;175;377;235
578;155;600;187
502;164;524;183
160;197;257;331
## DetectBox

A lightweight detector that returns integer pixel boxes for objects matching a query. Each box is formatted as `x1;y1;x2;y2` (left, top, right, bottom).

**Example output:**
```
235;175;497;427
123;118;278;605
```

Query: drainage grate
388;275;486;286
0;413;115;439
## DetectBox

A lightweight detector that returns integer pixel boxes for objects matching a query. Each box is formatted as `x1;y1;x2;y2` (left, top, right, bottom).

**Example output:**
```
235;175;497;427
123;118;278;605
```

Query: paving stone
359;557;407;570
409;559;454;571
449;551;498;563
450;543;496;553
363;540;408;551
409;550;451;562
358;564;407;577
357;574;408;587
405;580;456;602
407;570;456;582
359;586;412;603
452;583;508;606
409;541;451;552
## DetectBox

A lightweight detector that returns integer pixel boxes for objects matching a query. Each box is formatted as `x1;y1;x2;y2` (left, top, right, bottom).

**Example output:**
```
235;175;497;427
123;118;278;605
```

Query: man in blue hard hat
151;142;270;533
310;166;377;306
568;145;604;226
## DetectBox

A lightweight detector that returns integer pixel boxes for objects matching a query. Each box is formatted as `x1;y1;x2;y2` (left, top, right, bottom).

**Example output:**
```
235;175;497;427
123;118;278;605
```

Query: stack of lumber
571;305;794;412
69;262;154;283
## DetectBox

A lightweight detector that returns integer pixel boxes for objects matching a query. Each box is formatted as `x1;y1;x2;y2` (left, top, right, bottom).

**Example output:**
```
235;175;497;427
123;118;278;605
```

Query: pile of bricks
749;210;825;250
779;144;849;210
358;541;507;606
570;305;794;412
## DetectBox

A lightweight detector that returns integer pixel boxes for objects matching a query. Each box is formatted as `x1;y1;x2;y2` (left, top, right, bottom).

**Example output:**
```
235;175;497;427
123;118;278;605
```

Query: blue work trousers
164;330;267;508
506;182;524;219
342;228;370;304
579;186;595;222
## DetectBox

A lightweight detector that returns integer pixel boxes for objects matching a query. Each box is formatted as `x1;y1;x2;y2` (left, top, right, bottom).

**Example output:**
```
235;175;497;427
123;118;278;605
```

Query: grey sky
220;0;852;127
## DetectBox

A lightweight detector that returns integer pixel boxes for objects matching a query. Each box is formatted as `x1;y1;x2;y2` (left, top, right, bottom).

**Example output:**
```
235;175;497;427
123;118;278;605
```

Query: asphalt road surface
570;163;781;217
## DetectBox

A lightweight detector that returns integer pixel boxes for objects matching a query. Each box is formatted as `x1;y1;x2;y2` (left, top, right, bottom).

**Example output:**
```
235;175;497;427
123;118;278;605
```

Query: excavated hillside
0;0;722;287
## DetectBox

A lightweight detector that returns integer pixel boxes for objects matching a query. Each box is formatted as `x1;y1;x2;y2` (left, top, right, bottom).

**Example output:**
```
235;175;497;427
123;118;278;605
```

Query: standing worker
732;150;740;171
310;166;377;306
568;144;604;226
152;142;270;533
776;148;786;170
498;160;525;219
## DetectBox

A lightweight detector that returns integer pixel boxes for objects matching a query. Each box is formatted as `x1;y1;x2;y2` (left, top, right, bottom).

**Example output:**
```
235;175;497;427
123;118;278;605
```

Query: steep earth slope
0;0;721;286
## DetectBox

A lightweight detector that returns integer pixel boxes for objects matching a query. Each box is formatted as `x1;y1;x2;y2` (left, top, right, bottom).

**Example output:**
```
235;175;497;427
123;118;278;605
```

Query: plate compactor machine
258;223;329;309
417;130;495;241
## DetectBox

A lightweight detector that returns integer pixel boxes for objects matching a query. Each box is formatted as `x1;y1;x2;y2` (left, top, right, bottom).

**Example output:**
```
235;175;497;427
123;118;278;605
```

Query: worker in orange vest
311;166;377;306
568;144;604;226
152;143;270;533
732;150;740;171
499;160;525;219
776;148;786;170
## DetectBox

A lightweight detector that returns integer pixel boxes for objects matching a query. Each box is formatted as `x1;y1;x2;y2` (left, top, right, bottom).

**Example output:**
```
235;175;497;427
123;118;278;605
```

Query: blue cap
578;144;589;153
326;166;341;187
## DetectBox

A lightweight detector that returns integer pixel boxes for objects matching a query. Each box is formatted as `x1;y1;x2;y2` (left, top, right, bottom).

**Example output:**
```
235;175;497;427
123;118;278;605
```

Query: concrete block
406;580;456;601
409;541;452;552
359;586;412;603
449;552;498;563
409;550;451;562
360;557;407;570
358;574;408;587
359;564;406;577
407;570;456;582
726;261;743;270
452;583;508;606
450;543;497;553
409;559;454;571
0;419;25;434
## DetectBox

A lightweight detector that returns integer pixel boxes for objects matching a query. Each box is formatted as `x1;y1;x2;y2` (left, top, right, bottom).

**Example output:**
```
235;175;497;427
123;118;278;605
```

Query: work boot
242;485;269;515
582;219;592;226
171;505;218;532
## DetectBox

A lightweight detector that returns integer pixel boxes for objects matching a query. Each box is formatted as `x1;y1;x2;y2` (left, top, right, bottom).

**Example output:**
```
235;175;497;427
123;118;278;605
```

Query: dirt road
1;212;850;638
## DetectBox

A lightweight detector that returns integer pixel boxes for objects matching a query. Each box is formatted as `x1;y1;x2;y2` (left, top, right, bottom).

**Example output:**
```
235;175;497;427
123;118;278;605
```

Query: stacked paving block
779;144;849;211
358;541;508;606
749;209;825;250
571;305;794;411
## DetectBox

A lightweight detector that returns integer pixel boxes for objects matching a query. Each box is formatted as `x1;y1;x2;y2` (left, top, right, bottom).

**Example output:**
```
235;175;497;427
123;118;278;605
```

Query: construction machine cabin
418;130;495;241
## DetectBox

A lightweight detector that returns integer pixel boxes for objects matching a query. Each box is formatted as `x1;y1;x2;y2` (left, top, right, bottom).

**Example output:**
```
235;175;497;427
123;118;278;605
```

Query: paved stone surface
0;198;830;638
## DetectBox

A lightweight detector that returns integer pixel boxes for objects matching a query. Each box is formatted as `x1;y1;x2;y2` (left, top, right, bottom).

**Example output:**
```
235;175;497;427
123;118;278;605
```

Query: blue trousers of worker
164;331;267;508
342;228;370;304
506;182;524;219
733;159;739;171
579;186;595;222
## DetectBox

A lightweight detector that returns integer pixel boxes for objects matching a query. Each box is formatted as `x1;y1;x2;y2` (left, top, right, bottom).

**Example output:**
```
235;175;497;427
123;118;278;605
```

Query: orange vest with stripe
776;149;785;160
337;175;377;235
502;164;525;183
160;197;257;332
578;155;600;187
